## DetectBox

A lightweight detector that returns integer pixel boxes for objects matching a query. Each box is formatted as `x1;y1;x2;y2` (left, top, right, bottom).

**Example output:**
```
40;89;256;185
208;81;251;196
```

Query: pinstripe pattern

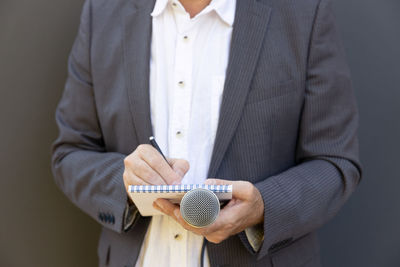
52;0;361;266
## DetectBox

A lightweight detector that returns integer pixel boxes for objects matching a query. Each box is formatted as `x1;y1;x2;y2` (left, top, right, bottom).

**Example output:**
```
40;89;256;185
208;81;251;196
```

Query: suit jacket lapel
208;0;272;178
122;0;156;145
122;0;271;172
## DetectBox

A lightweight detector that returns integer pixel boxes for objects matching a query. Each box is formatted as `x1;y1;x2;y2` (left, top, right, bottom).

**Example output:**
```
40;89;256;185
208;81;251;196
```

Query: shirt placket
168;7;195;162
168;6;195;267
169;217;188;267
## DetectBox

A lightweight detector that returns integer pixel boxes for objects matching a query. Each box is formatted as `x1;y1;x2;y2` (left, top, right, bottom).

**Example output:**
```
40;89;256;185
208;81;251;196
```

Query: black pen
149;136;169;164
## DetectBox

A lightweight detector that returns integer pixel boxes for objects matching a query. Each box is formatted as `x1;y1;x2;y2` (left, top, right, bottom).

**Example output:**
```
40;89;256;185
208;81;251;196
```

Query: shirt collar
151;0;169;17
211;0;236;26
151;0;236;27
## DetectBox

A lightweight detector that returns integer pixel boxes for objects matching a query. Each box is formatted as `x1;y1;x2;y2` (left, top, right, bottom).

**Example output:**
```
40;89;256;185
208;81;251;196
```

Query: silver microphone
180;188;220;228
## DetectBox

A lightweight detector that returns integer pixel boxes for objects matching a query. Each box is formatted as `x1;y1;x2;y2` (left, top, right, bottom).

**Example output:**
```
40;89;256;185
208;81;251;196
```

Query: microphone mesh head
180;188;220;228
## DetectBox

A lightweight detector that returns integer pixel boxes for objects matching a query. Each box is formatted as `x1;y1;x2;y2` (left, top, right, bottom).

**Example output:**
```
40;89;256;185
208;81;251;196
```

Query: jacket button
98;213;104;222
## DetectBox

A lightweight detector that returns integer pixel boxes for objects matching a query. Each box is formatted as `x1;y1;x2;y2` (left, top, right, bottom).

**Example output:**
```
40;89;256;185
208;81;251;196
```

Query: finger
200;193;260;243
132;159;167;185
123;169;149;192
153;198;180;218
168;158;190;178
206;179;254;200
172;206;205;235
205;234;226;244
200;197;246;237
128;175;150;186
173;208;205;235
154;199;204;235
200;205;233;235
204;178;232;185
138;145;181;184
230;181;256;200
204;228;233;244
221;198;238;209
124;153;165;185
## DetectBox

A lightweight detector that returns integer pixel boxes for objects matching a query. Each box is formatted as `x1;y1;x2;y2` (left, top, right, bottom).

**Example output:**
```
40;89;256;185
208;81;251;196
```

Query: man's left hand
153;179;264;244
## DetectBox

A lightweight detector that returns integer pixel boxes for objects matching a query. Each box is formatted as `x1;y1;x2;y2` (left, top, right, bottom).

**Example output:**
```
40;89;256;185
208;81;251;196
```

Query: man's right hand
123;144;190;192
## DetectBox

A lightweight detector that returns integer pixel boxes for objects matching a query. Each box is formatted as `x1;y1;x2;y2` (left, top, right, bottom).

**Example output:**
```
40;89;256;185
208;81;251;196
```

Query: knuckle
140;165;154;181
136;144;147;154
123;172;136;186
149;155;162;169
242;181;254;198
206;236;221;244
145;171;158;184
214;239;222;244
122;171;129;181
225;221;235;230
123;156;131;167
180;159;190;170
132;161;146;177
124;153;140;168
136;159;146;170
133;177;145;185
123;176;128;188
250;185;261;199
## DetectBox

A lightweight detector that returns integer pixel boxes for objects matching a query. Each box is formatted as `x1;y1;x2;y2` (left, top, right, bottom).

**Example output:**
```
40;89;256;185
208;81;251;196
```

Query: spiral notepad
128;184;232;216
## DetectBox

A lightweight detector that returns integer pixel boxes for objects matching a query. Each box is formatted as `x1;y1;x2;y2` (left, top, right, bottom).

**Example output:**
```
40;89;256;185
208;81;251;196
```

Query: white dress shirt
135;0;236;266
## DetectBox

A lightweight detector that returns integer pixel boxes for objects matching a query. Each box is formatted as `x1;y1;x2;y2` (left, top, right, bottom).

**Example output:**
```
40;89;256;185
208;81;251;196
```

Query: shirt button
172;2;177;7
178;81;184;87
183;35;188;40
176;131;182;136
174;234;182;240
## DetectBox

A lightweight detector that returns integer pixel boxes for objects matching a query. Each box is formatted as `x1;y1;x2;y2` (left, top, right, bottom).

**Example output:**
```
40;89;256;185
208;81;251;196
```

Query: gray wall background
0;0;399;266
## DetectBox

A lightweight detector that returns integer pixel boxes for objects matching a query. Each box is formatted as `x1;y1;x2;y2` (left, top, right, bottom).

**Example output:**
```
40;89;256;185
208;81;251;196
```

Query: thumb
168;158;190;178
205;179;254;200
204;178;232;185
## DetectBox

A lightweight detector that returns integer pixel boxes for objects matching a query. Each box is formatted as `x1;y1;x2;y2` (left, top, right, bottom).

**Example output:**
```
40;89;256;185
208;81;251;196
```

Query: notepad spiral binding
129;184;232;193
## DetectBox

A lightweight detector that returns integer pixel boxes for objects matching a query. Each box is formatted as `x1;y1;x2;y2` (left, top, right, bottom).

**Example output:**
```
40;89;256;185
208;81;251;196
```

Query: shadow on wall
319;1;400;267
0;1;99;266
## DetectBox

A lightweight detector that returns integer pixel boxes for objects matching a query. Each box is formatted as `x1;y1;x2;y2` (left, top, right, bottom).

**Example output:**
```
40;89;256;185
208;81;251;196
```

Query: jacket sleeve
254;0;362;259
51;0;128;233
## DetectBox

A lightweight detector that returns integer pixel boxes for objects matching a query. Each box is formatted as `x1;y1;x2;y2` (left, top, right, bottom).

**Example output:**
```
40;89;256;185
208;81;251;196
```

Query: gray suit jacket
52;0;361;266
